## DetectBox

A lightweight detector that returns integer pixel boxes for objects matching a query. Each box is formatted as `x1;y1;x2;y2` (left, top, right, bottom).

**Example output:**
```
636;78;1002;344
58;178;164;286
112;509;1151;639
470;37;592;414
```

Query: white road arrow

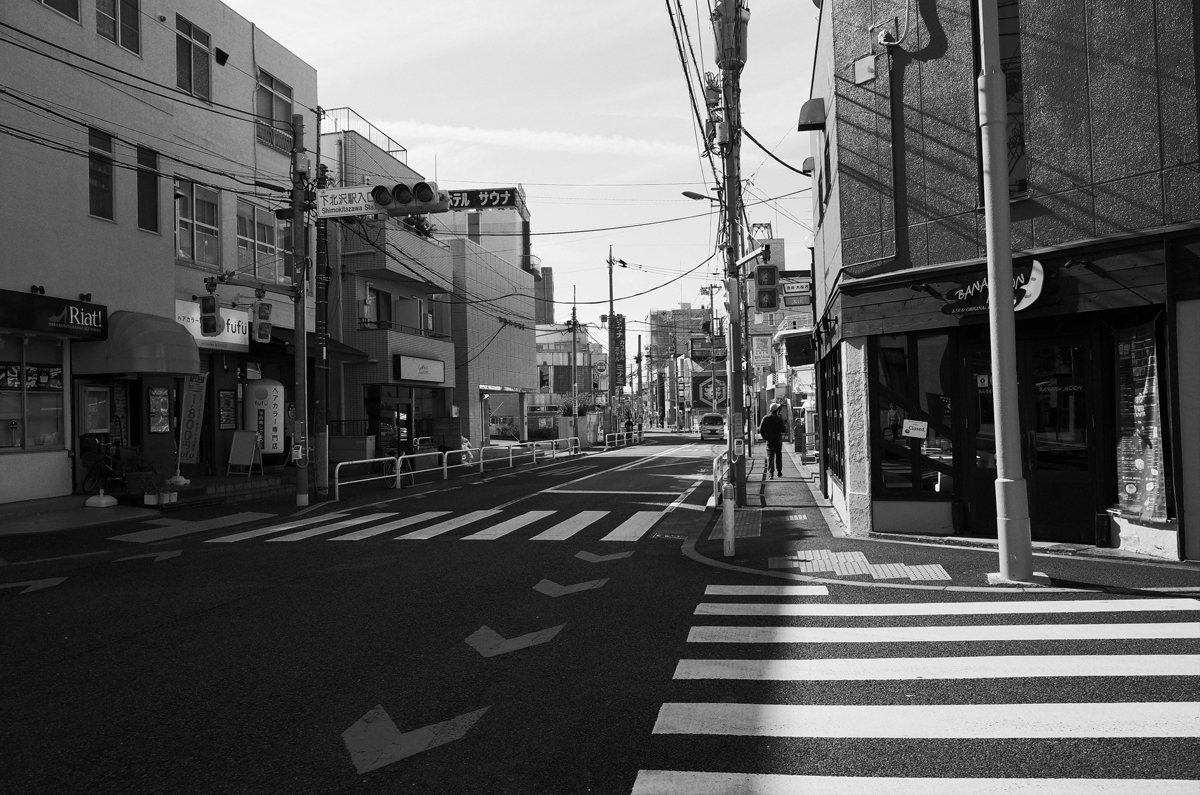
115;550;182;563
576;550;634;563
464;624;565;658
342;704;488;774
533;577;609;597
0;577;66;594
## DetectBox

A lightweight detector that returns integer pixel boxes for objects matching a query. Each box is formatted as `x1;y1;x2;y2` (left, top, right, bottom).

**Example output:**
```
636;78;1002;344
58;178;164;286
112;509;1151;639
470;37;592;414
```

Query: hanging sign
901;419;929;439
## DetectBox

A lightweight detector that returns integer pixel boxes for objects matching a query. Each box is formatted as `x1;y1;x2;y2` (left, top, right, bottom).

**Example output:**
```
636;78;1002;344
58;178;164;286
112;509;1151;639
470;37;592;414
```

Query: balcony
357;319;449;341
341;221;453;288
256;123;294;154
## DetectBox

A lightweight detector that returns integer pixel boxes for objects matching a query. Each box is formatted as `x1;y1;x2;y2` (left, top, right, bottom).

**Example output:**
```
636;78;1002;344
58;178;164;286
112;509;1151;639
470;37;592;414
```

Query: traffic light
754;264;779;311
199;294;223;337
252;301;273;344
369;179;450;216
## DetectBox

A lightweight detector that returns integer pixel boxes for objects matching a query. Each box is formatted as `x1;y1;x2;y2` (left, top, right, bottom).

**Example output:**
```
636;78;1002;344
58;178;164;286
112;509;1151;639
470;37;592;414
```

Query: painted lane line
672;654;1200;681
464;624;565;657
396;510;502;540
529;511;608;541
687;622;1200;644
207;513;348;543
549;490;678;496
533;578;609;597
576;550;634;563
461;510;556;540
342;704;488;775
268;514;394;542
115;550;181;563
0;577;66;594
111;512;275;543
630;771;1200;795
692;597;1200;617
704;585;829;597
329;512;451;541
651;701;1200;738
600;511;664;542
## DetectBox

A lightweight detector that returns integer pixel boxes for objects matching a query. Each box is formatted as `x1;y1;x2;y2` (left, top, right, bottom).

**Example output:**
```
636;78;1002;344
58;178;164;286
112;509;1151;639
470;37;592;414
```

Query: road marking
206;513;348;543
464;624;565;657
630;771;1200;795
631;501;707;511
692;597;1200;617
651;701;1200;738
111;512;275;543
600;511;663;542
704;585;829;597
687;622;1200;644
267;514;392;542
538;465;595;477
462;510;556;540
576;550;634;563
342;704;488;774
396;510;502;539
115;550;181;563
672;654;1200;681
549;490;678;495
529;511;608;541
533;577;609;597
769;549;954;581
0;577;66;594
329;512;451;541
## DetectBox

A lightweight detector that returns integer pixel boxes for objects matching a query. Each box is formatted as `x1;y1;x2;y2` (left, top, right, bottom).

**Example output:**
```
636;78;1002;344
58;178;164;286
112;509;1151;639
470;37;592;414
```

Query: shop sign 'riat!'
0;288;107;340
940;259;1050;316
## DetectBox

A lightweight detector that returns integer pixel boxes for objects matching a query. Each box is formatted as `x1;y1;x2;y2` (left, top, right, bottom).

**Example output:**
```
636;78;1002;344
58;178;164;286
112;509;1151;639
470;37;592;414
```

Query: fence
603;429;645;449
712;450;730;504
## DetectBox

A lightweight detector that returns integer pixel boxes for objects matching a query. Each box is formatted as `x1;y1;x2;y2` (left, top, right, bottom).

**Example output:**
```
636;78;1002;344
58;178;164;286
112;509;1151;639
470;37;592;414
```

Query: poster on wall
149;387;170;434
1115;322;1167;522
218;390;237;430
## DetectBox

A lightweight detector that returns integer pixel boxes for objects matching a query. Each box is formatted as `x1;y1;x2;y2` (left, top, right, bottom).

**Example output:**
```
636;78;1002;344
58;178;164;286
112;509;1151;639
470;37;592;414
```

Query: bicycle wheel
400;459;415;488
383;458;398;489
82;467;101;493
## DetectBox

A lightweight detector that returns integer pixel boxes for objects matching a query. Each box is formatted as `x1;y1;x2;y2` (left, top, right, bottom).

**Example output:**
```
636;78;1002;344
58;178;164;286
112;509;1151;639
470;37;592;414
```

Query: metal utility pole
290;113;309;507
606;245;615;433
314;109;329;502
978;0;1034;582
571;290;579;441
636;335;643;424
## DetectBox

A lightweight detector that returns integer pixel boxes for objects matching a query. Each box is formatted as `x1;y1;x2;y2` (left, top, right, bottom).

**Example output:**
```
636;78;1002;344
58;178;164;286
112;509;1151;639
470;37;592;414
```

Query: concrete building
534;267;556;325
1;0;318;502
805;0;1199;560
648;304;711;428
529;324;605;442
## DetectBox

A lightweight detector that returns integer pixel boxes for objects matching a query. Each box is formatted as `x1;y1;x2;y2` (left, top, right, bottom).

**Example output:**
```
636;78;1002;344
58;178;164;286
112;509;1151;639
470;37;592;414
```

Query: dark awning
73;311;200;374
266;328;368;360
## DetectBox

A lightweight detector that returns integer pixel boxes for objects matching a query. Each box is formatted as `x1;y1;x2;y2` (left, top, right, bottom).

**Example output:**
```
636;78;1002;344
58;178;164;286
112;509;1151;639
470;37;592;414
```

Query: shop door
965;336;1099;543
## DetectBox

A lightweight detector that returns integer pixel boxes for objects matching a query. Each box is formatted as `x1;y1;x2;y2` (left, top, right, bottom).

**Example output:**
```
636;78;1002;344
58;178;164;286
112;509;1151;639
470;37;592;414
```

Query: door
965;335;1099;543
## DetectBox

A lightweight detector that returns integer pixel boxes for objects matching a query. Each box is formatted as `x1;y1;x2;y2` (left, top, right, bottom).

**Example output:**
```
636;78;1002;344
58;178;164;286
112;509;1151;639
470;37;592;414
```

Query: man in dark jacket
759;403;787;479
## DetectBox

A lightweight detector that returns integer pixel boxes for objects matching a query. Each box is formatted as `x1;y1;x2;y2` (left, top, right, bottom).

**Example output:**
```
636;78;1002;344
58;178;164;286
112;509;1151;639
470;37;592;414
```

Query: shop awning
266;328;368;360
773;327;815;367
73;310;200;374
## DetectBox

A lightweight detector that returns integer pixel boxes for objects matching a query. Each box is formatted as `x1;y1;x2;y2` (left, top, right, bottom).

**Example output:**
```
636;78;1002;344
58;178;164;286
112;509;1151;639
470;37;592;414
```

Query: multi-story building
534;267;555;325
804;0;1199;559
529;325;605;441
648;304;712;428
1;0;320;501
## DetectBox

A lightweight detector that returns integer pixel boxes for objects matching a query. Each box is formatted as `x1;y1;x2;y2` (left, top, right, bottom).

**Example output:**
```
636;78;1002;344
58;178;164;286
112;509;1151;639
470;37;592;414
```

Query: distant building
534;267;556;325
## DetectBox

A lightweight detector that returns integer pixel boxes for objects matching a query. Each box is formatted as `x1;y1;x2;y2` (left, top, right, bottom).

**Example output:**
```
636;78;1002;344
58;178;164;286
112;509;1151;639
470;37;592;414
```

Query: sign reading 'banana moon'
941;260;1046;316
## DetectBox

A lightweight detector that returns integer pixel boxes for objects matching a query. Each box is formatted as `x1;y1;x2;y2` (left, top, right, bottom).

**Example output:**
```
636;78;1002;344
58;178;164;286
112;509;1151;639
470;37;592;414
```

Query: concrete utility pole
290;113;309;507
313;109;329;502
571;291;579;441
977;0;1035;583
606;245;615;434
636;335;643;423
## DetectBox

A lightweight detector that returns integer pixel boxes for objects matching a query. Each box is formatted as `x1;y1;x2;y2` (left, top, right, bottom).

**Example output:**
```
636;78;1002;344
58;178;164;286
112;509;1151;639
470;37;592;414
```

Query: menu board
218;390;237;430
1115;322;1167;522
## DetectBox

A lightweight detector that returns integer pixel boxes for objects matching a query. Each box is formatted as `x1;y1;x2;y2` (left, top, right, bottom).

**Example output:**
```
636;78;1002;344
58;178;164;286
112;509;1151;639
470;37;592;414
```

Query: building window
237;201;288;282
175;178;219;267
97;0;139;54
136;146;158;232
175;16;210;100
820;347;844;485
363;285;393;329
0;334;65;451
88;128;114;220
34;0;80;21
255;70;294;152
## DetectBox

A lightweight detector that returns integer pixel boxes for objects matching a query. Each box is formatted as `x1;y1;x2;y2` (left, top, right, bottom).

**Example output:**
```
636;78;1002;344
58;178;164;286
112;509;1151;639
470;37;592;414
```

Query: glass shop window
0;334;65;450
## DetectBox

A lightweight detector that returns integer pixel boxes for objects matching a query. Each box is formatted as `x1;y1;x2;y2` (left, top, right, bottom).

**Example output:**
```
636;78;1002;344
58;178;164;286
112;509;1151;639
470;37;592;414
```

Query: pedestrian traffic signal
252;301;272;344
199;294;223;337
754;264;779;311
369;180;450;216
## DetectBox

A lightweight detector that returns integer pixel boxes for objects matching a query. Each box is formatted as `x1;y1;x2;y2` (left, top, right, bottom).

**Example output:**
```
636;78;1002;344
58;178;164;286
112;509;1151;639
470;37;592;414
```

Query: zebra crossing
632;585;1200;794
200;508;670;544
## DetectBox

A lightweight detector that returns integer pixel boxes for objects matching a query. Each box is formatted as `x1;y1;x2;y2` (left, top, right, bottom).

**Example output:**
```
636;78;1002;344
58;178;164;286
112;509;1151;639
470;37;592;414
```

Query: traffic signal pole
291;113;309;507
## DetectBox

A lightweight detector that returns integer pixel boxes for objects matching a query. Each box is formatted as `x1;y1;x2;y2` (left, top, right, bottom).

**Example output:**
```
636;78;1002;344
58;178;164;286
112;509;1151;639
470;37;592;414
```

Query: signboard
0;288;107;340
227;430;263;475
692;374;729;410
594;360;608;374
901;419;929;439
218;389;237;430
941;259;1048;316
148;387;170;433
316;186;377;218
1116;322;1167;522
395;355;445;383
751;335;772;366
176;300;249;352
611;314;626;387
690;337;727;364
177;373;208;464
447;187;521;210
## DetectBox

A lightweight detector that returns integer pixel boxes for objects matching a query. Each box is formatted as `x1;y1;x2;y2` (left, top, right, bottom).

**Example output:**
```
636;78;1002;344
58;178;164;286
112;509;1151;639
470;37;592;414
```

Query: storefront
816;232;1200;559
362;355;458;455
0;288;108;503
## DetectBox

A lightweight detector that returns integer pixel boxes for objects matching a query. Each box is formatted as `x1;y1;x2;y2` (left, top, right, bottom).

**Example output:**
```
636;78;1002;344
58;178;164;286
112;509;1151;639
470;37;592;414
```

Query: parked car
699;412;726;441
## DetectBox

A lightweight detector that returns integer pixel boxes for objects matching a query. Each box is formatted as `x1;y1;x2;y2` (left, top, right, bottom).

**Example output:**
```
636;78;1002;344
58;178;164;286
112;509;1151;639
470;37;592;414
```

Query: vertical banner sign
1115;323;1167;522
613;315;627;387
178;374;208;464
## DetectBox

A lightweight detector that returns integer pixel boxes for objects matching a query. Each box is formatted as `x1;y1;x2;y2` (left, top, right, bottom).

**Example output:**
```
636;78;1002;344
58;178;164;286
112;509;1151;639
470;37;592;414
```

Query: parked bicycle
382;455;415;489
80;435;160;493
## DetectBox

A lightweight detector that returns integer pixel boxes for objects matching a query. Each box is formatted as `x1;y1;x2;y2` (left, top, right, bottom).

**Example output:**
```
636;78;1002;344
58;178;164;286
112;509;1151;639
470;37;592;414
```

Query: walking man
759;402;786;479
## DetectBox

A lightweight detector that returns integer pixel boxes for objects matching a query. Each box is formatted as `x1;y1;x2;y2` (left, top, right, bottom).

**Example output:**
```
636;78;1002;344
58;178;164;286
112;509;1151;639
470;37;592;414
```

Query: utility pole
571;290;579;441
636;335;643;424
606;245;615;434
290;113;309;507
314;108;329;502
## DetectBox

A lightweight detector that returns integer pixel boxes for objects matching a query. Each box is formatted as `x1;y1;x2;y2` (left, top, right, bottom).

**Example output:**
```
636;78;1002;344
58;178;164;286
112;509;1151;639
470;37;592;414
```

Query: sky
223;0;821;347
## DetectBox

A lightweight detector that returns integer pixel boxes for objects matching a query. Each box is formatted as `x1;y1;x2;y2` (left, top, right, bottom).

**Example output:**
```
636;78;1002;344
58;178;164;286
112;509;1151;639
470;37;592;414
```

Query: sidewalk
692;445;1200;593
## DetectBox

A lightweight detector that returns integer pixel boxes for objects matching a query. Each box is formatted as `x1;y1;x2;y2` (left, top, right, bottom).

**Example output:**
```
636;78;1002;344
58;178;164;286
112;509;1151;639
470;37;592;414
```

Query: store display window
0;333;65;450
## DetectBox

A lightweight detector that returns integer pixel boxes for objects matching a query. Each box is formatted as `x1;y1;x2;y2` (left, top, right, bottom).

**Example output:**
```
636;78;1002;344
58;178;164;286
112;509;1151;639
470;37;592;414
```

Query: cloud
376;121;695;159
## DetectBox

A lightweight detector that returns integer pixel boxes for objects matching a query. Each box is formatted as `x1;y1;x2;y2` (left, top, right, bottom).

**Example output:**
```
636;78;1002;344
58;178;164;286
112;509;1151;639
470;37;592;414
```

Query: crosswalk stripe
630;771;1200;795
529;511;609;541
328;512;451;541
704;585;829;597
694;597;1200;617
599;511;663;542
113;512;275;543
688;622;1200;644
461;510;556;540
672;654;1200;681
395;509;501;539
267;514;393;542
206;513;348;543
652;701;1200;738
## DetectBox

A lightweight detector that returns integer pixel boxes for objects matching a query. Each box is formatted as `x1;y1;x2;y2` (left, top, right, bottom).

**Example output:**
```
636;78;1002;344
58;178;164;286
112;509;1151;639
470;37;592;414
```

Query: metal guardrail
603;430;645;449
713;450;730;504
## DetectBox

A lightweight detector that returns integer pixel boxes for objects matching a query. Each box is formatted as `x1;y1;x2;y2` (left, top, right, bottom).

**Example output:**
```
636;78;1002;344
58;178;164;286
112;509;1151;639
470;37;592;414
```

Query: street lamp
682;190;720;203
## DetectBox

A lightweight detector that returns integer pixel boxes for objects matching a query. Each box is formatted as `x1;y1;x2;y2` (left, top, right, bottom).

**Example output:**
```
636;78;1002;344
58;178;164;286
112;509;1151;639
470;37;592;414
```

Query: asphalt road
1;434;1198;793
